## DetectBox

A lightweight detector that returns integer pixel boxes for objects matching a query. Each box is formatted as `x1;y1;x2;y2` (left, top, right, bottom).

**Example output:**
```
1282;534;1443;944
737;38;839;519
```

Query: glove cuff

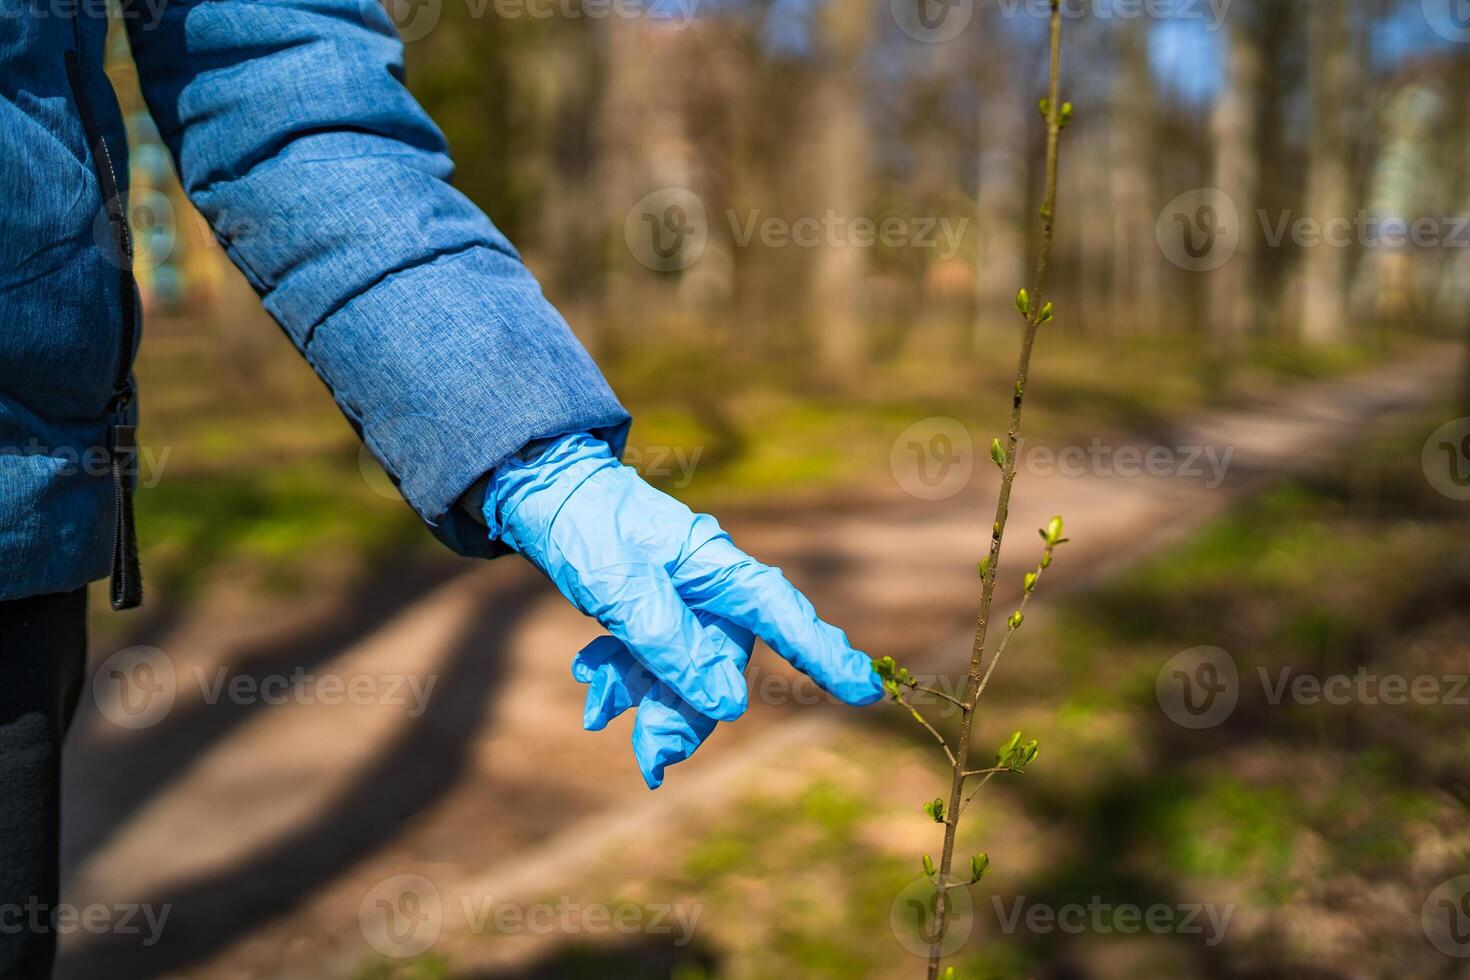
483;431;620;551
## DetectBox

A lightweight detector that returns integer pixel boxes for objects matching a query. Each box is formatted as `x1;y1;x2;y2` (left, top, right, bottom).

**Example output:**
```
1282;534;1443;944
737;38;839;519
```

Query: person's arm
124;0;629;555
126;1;881;785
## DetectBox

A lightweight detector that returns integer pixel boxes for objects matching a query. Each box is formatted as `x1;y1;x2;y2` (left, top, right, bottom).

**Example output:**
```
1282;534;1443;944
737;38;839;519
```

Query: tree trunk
1109;18;1162;335
1208;3;1262;346
809;73;870;375
809;0;873;376
1300;0;1353;344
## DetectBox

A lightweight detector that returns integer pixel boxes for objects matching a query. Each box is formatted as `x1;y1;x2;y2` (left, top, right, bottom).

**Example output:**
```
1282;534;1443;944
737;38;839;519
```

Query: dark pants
0;589;87;980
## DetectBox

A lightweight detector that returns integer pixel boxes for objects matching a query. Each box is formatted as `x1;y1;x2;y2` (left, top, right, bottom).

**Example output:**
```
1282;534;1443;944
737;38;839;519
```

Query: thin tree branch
911;684;969;710
893;690;958;769
924;5;1068;978
973;550;1052;705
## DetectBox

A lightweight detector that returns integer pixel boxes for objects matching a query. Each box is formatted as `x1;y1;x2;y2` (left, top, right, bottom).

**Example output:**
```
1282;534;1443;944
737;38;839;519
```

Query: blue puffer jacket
0;0;630;605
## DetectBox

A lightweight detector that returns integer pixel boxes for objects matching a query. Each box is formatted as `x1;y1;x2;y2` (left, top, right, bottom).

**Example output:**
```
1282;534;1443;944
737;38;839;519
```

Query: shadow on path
63;560;469;872
56;571;542;980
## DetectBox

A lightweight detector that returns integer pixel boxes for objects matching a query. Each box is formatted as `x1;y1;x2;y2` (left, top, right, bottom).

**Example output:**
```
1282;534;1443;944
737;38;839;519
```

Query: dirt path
55;350;1457;979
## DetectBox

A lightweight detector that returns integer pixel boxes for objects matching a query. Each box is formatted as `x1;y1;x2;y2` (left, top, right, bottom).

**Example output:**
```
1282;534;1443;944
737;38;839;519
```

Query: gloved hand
572;611;753;788
486;432;882;784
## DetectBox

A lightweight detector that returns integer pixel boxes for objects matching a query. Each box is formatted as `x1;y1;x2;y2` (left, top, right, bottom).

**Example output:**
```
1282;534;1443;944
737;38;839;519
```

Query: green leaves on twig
1015;287;1058;327
1018;292;1054;327
995;731;1040;772
873;655;917;700
1038;97;1073;127
977;556;991;579
989;438;1006;469
923;853;937;879
969;852;991;883
923;798;946;824
1007;610;1024;630
1040;515;1068;547
873;656;913;686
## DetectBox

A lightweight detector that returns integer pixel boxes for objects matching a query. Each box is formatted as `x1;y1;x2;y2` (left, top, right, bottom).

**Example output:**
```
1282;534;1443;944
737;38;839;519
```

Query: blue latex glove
486;432;882;783
573;612;754;788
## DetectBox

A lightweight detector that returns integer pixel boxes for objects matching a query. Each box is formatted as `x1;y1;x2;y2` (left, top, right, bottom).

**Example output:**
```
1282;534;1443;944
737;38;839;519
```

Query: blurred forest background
69;1;1470;978
102;0;1470;602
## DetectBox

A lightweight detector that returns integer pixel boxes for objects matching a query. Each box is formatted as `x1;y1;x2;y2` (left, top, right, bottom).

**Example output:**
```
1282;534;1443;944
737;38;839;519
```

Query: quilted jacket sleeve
124;0;630;556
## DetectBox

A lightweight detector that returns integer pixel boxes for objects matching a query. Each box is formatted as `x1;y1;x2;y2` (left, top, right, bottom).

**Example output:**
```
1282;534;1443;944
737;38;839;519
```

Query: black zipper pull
109;396;143;611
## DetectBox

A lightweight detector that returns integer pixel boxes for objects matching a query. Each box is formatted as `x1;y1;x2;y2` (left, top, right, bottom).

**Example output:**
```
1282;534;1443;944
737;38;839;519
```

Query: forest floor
53;347;1465;980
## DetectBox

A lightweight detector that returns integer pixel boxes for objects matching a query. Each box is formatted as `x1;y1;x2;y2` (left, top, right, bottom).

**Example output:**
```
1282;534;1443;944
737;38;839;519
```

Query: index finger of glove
672;534;883;706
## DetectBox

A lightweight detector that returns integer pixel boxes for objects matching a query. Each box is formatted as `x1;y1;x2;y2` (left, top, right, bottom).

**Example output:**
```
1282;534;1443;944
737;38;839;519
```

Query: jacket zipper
65;48;143;610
